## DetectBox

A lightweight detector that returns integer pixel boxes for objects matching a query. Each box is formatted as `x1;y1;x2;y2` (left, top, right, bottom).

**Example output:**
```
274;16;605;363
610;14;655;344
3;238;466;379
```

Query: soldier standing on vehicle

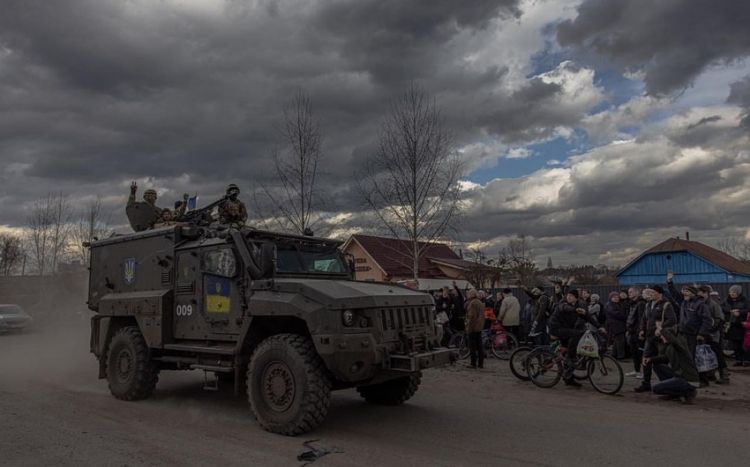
219;184;248;226
127;181;163;228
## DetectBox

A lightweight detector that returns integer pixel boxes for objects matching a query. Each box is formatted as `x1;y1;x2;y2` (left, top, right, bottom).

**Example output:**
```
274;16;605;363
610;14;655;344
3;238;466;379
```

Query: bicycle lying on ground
523;340;624;395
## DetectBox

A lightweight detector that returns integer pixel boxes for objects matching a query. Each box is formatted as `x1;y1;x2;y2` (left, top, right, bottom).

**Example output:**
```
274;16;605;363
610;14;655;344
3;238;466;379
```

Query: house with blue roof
617;237;750;286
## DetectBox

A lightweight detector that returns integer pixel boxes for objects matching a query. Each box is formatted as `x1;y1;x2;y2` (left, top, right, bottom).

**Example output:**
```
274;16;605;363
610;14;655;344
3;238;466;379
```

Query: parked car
0;304;33;332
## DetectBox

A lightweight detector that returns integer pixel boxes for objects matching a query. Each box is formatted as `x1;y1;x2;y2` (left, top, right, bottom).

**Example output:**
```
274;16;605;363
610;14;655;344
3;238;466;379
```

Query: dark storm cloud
557;0;750;96
315;0;520;86
2;0;607;229
728;75;750;127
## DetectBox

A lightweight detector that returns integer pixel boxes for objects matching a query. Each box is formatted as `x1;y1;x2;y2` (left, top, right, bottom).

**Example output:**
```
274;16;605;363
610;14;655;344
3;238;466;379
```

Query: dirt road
1;323;747;467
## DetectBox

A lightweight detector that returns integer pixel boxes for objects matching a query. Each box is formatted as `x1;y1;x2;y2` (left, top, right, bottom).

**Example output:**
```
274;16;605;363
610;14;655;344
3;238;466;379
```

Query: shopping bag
435;311;449;325
577;330;599;358
694;344;719;372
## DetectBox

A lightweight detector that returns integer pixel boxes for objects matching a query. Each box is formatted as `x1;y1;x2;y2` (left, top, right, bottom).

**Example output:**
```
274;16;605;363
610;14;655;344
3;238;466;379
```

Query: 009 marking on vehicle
176;304;193;316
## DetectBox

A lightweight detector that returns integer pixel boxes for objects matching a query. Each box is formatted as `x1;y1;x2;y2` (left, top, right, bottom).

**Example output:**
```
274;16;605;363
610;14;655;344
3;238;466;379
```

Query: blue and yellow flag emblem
205;275;231;313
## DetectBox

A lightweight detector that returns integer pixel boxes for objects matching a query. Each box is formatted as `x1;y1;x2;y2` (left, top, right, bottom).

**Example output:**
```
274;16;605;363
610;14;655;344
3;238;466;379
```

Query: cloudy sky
1;0;749;266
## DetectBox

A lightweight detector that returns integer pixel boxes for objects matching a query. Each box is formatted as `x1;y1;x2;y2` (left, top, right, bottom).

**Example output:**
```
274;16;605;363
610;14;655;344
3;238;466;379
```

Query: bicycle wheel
509;346;532;381
491;332;519;360
525;349;562;389
573;357;589;381
450;334;470;360
587;354;624;395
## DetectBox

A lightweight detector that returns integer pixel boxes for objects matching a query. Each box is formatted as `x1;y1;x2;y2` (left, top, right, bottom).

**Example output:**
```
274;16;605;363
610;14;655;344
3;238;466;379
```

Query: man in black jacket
698;285;729;384
523;285;552;346
668;279;713;362
448;283;466;332
635;285;678;393
626;287;647;377
549;289;605;387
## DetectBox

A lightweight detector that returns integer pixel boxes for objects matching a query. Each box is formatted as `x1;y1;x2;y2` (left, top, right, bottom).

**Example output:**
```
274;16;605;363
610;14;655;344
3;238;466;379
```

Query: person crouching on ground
647;322;700;404
465;289;486;369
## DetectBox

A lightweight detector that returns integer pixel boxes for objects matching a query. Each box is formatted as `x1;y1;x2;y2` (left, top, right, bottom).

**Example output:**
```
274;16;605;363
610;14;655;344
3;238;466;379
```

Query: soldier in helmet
127;181;163;229
218;183;248;226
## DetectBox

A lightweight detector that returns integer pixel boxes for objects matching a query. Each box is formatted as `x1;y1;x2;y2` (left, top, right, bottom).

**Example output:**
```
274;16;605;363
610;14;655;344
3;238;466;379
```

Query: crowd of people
431;274;750;403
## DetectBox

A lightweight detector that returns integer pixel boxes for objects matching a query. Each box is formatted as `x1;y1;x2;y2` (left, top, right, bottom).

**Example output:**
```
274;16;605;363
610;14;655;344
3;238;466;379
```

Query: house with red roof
341;234;475;290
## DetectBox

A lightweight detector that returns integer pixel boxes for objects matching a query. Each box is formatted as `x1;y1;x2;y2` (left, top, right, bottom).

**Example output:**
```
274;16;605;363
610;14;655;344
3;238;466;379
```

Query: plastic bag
435;311;449;325
694;344;719;372
577;330;599;358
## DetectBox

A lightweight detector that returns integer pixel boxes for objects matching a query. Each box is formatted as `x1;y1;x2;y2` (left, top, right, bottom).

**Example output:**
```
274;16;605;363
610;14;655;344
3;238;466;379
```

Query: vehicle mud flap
203;371;219;392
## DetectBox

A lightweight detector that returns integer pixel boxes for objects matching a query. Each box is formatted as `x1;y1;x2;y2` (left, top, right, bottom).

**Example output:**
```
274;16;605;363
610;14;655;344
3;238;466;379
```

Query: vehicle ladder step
190;364;233;372
163;343;236;355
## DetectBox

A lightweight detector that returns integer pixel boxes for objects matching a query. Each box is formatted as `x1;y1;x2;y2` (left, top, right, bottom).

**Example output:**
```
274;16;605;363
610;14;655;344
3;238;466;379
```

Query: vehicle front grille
379;306;431;332
378;306;434;353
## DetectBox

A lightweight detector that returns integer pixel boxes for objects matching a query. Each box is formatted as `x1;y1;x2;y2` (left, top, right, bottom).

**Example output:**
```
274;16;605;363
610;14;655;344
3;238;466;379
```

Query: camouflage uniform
218;184;247;226
219;198;248;225
127;186;163;229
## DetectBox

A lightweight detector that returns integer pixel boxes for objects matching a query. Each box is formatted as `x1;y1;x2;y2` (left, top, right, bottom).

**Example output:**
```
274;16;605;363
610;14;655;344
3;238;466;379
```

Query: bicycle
524;340;624;395
450;325;519;360
488;322;519;360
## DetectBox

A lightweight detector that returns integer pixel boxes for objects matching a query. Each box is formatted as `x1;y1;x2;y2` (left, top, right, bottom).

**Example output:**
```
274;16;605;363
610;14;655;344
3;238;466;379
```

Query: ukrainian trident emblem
123;257;137;285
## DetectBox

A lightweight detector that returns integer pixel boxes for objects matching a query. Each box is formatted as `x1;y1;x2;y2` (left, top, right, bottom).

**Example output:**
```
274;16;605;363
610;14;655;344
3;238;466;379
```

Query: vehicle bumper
386;347;456;372
313;333;455;382
0;320;30;330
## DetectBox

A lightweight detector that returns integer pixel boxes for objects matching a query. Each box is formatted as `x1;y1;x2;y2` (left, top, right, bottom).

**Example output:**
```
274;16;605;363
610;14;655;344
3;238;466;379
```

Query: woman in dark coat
605;291;628;359
723;285;749;366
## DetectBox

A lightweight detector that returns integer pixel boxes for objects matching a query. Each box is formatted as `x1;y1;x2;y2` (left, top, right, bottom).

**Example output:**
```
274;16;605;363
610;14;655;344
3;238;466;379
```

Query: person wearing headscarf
722;284;749;366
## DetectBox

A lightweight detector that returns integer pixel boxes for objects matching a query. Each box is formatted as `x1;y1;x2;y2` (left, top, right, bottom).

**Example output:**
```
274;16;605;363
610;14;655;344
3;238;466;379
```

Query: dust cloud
0;276;96;390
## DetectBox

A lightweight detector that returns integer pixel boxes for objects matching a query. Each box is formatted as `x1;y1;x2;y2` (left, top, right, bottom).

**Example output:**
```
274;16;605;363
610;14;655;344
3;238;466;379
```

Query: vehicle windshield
276;244;348;274
0;305;23;315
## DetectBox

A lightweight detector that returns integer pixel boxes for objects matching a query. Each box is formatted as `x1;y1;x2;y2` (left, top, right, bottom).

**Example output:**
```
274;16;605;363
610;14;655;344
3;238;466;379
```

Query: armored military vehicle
87;223;453;435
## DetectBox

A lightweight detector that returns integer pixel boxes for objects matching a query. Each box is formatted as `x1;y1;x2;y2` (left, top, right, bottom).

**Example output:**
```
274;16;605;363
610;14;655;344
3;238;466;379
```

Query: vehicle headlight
342;310;355;327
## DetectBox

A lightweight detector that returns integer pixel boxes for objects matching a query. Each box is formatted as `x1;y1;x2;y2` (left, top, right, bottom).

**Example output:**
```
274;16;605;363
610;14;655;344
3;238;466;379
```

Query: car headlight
342;310;355;327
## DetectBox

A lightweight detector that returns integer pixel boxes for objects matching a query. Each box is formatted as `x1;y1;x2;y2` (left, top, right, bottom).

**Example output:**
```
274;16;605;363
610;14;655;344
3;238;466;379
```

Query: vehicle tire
357;372;421;405
106;326;159;401
247;334;331;436
525;349;562;389
509;346;532;381
492;332;519;360
587;355;624;395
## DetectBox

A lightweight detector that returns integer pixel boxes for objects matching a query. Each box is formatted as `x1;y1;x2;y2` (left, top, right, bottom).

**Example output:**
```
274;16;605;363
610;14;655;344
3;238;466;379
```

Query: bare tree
500;235;539;288
358;84;463;284
26;193;72;275
717;237;750;261
70;197;112;265
0;233;24;275
259;90;327;235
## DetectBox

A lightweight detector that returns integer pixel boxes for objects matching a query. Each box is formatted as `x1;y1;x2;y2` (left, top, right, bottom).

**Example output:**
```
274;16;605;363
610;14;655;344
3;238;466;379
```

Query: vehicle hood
269;279;434;310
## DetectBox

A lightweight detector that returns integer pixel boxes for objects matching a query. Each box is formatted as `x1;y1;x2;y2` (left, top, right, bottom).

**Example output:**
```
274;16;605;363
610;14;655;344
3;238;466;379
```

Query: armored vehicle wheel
106;326;159;401
356;372;422;405
247;334;331;436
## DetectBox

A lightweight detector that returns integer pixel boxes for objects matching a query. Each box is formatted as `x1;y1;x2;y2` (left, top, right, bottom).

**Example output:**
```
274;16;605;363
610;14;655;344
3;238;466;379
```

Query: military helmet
144;188;157;197
226;184;240;195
